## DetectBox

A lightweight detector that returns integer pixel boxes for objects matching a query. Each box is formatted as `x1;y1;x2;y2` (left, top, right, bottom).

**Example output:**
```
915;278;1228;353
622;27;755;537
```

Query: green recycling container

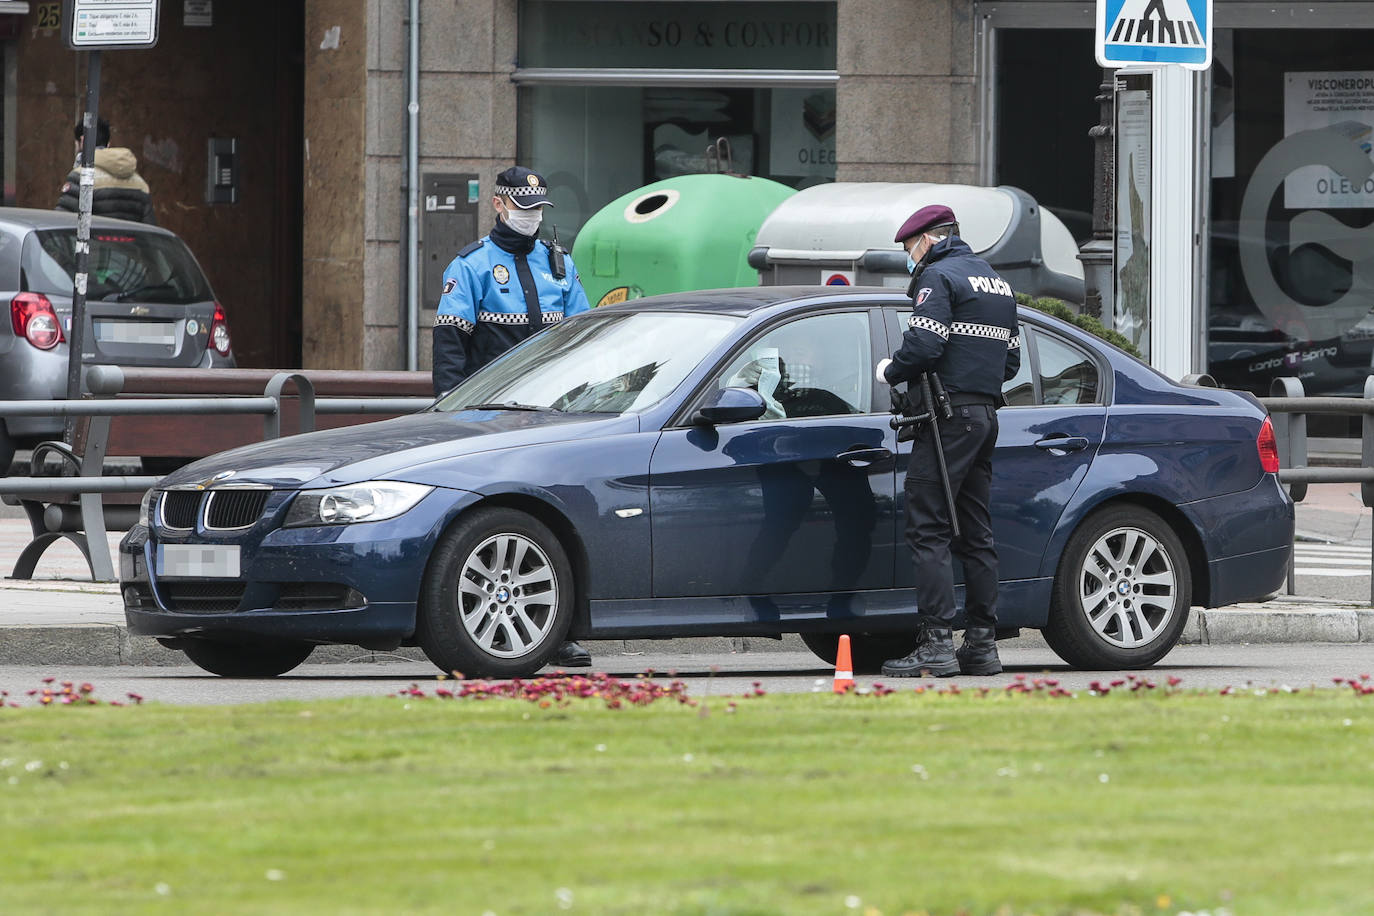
571;174;795;307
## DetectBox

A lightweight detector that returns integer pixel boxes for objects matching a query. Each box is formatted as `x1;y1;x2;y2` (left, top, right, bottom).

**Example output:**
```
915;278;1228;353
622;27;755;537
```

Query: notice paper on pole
1096;0;1211;70
62;0;161;50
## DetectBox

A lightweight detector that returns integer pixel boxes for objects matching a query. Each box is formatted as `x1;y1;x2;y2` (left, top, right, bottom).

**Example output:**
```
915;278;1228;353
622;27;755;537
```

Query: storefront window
1207;28;1374;396
994;29;1101;246
517;1;837;244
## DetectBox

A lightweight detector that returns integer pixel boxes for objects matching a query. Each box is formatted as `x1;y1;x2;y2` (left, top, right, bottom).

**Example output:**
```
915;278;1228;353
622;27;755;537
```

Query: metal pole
405;0;421;371
63;50;102;442
1077;68;1115;321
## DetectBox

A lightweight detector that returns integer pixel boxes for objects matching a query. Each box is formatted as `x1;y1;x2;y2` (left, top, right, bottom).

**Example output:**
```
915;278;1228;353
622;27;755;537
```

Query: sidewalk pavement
1;485;1371;666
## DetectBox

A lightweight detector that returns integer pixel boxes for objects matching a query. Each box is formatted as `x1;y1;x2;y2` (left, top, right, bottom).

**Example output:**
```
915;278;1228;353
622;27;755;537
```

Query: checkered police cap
494;166;553;209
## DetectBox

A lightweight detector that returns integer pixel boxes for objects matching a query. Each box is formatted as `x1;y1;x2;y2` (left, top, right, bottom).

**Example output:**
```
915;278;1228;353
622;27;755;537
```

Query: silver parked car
0;208;235;472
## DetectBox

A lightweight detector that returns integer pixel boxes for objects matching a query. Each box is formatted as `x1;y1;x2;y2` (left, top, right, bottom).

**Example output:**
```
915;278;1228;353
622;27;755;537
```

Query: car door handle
1034;436;1090;453
835;446;893;467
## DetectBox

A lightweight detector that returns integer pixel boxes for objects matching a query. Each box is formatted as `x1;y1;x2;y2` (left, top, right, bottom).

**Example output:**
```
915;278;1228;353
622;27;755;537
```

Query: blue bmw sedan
119;287;1294;677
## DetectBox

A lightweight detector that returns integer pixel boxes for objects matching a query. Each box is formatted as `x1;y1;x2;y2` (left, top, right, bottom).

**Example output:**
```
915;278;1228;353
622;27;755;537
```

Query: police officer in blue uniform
432;166;591;395
432;166;594;668
877;205;1021;678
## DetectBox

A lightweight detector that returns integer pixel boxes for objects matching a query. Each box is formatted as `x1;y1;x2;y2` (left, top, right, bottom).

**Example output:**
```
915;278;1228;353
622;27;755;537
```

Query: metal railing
5;368;1373;600
1256;375;1374;605
0;369;433;582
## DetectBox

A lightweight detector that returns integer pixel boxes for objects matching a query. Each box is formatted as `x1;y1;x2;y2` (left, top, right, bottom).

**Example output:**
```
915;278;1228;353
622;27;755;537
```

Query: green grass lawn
1;679;1371;916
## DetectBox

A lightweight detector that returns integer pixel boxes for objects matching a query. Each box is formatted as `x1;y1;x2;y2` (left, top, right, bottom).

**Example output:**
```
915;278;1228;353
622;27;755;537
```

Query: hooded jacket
56;147;156;224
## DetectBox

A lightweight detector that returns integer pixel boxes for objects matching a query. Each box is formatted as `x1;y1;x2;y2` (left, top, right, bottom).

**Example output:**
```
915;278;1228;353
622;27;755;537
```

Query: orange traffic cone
832;634;855;693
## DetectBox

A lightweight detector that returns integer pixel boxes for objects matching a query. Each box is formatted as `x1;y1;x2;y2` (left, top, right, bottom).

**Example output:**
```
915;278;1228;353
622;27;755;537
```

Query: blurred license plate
157;544;240;578
94;319;177;345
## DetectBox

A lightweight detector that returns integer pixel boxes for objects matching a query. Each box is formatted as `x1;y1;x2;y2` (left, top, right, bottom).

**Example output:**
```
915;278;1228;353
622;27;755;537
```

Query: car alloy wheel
1079;525;1178;649
458;532;560;658
418;507;574;678
1044;504;1191;670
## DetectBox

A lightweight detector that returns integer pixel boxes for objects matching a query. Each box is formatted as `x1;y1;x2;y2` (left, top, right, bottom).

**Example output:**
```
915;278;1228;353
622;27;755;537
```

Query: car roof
0;206;175;237
594;285;1092;338
596;285;904;317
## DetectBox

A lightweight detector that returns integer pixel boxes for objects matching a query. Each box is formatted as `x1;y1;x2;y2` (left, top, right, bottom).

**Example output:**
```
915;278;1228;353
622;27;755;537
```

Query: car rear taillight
1257;416;1280;473
10;292;65;350
209;301;232;356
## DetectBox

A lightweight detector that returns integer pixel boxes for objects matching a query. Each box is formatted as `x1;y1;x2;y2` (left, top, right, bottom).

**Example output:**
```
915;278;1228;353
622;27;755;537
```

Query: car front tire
179;637;314;678
1043;504;1192;670
417;507;574;678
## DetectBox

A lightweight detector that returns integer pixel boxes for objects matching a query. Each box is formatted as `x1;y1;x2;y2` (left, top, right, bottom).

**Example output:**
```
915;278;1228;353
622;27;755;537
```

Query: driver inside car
724;347;787;419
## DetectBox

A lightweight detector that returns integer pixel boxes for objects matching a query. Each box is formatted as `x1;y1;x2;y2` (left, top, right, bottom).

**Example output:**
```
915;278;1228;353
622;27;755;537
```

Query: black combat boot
552;640;592;668
880;624;959;678
956;626;1002;676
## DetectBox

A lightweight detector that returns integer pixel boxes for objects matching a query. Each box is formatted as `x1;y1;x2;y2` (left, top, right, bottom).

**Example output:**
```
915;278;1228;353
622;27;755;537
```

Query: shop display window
1207;28;1374;397
516;1;837;244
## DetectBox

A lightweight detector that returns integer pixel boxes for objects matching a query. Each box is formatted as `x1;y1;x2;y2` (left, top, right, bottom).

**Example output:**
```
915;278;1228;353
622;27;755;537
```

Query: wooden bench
90;368;433;469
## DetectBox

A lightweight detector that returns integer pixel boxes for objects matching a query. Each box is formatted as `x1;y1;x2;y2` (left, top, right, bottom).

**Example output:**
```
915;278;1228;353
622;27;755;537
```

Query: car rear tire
179;638;314;678
1042;505;1191;670
0;421;14;476
417;507;574;678
800;632;919;675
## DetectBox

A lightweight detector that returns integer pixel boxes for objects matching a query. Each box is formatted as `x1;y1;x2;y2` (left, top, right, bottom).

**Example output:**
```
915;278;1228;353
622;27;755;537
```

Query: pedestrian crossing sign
1096;0;1212;70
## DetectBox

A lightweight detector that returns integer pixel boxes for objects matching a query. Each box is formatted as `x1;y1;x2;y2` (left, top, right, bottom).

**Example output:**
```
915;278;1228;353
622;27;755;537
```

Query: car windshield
22;229;214;303
435;310;741;414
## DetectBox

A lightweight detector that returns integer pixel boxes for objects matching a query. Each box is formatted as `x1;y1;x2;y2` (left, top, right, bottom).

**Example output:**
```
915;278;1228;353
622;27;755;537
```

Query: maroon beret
894;204;957;243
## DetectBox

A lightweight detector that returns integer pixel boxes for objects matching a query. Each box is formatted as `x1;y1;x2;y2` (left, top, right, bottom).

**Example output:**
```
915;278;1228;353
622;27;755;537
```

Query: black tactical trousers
903;402;999;628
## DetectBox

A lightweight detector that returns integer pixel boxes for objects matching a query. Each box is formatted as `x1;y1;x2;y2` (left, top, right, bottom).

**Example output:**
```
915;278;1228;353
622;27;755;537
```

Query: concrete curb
0;604;1369;667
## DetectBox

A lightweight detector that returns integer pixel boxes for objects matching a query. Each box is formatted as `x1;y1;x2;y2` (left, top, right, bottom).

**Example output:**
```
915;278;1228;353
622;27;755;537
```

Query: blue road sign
1097;0;1211;70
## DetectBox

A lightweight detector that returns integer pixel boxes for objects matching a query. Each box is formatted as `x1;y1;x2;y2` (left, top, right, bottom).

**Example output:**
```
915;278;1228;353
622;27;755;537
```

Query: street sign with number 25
36;2;61;31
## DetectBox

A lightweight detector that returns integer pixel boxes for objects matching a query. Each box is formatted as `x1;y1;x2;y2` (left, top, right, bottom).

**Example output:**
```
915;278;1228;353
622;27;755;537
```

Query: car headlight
138;489;157;527
283;481;433;527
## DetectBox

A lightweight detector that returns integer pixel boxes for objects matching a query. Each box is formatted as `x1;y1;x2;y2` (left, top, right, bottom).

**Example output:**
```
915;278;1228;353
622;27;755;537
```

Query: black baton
888;371;960;539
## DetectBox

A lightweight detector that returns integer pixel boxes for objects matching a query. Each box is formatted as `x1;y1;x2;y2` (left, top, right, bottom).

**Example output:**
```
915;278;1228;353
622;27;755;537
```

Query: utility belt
947;392;997;408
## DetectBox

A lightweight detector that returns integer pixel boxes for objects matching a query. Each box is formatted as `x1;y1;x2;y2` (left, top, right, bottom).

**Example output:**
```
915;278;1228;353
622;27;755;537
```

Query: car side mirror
692;387;768;426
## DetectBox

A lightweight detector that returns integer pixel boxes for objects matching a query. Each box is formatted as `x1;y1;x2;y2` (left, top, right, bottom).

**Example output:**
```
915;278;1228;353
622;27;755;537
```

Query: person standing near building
56;118;156;224
432;166;590;395
877;205;1020;678
431;165;593;668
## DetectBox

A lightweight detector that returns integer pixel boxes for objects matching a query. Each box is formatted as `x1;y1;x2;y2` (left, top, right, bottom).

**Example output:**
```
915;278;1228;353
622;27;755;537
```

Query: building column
835;0;977;184
302;0;368;369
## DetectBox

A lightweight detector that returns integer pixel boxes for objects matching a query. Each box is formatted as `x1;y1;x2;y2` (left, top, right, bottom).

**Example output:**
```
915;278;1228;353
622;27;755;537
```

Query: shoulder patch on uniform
442;278;456;295
456;239;483;258
916;287;933;305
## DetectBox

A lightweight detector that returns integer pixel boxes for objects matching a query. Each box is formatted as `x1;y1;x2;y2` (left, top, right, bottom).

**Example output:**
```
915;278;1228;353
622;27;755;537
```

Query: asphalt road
2;643;1370;706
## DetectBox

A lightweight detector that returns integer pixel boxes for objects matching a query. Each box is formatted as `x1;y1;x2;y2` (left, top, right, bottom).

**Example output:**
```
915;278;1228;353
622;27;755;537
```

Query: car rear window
21;229;213;304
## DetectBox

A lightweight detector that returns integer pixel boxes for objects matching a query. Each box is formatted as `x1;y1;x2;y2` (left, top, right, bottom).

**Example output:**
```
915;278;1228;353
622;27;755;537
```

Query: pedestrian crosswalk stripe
1294;568;1368;578
1295;544;1369;554
1291;543;1368;577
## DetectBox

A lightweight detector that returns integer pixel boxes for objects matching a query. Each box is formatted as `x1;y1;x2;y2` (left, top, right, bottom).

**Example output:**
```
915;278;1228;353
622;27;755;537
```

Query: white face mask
502;204;543;237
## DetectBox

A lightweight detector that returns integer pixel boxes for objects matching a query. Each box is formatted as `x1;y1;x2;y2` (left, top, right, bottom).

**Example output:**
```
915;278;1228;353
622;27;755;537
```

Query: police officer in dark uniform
432;166;591;395
431;166;593;668
877;205;1021;677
